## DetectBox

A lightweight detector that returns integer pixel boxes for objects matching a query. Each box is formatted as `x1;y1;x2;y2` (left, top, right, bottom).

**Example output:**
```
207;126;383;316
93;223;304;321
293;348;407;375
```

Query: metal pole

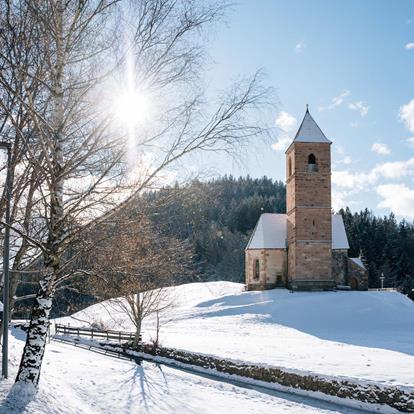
1;143;11;378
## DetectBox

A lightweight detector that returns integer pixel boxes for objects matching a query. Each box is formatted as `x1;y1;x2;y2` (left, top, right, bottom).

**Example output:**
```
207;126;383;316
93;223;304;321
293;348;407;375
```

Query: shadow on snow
194;289;414;355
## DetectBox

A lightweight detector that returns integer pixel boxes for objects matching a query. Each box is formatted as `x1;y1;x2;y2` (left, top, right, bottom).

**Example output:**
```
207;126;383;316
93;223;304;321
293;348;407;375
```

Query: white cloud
371;142;390;155
376;183;414;218
272;137;292;152
319;91;369;117
332;189;359;212
272;111;297;152
348;101;369;117
405;43;414;50
319;90;350;112
374;158;414;179
332;170;366;189
407;137;414;148
295;42;306;53
275;111;297;132
399;99;414;133
350;121;358;128
332;90;350;107
334;145;352;165
332;157;414;190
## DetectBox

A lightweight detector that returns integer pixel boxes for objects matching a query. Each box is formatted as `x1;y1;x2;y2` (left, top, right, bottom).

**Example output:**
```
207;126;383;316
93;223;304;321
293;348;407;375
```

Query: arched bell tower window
253;259;260;280
308;153;317;172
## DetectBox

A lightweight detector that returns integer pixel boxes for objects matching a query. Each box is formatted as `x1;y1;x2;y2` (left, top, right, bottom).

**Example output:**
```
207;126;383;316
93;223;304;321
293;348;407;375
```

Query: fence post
91;329;94;340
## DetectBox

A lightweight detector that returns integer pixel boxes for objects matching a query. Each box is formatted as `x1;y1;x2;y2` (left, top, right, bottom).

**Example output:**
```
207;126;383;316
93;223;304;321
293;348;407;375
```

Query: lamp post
380;272;385;290
0;141;11;378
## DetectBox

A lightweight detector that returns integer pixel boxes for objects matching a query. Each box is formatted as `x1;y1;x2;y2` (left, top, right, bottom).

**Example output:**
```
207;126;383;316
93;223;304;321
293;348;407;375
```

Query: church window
288;157;292;176
254;259;260;279
312;219;315;226
308;153;317;172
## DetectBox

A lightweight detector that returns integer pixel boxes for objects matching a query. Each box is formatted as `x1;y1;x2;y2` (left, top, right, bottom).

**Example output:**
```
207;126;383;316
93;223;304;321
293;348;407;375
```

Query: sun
114;90;151;128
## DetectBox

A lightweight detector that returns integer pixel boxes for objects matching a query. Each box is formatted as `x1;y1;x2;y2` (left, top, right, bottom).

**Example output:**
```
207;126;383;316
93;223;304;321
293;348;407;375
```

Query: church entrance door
350;277;359;290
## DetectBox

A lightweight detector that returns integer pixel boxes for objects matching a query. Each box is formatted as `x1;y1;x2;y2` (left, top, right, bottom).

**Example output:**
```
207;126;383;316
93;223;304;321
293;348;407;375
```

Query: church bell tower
285;108;333;290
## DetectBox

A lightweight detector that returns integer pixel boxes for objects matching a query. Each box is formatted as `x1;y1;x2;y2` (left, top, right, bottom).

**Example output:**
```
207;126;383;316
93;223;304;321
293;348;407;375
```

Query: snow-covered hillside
59;282;414;388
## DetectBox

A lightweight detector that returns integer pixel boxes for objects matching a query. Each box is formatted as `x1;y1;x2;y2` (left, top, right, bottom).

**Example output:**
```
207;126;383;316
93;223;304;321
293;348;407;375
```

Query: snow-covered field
0;328;368;413
60;282;414;388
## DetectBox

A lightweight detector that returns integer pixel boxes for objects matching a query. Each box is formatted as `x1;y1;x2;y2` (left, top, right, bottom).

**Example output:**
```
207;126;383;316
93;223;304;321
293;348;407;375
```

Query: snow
60;282;414;389
246;214;349;250
350;257;365;269
331;214;350;250
246;213;286;249
0;328;371;413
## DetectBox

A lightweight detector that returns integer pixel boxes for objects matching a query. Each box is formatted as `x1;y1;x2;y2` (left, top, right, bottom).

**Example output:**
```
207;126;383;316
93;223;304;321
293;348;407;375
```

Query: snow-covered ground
60;282;414;388
0;328;368;413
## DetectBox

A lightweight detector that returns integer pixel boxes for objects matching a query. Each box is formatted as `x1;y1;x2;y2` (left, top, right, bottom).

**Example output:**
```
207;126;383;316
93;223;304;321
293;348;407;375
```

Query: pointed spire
292;107;331;144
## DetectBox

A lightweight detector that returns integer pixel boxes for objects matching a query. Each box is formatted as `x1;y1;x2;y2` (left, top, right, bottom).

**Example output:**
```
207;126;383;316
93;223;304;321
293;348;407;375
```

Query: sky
202;0;414;220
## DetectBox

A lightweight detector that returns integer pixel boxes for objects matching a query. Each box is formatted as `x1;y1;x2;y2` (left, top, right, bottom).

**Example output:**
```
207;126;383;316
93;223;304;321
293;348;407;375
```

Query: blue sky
202;0;414;220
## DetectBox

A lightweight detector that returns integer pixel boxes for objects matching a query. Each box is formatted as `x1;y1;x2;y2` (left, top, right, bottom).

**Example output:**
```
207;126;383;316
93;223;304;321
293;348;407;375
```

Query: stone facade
332;250;348;285
348;258;369;290
286;140;333;290
245;249;286;290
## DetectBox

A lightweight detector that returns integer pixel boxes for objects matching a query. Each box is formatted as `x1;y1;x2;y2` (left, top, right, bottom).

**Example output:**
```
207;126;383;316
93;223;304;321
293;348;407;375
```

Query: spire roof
292;108;331;144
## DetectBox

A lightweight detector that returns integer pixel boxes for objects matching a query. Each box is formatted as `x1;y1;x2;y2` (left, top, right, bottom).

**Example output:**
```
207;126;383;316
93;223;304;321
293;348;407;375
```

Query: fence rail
55;324;139;342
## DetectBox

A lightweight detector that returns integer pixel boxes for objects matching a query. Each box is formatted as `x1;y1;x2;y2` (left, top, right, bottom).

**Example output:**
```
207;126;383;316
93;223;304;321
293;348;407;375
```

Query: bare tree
0;0;273;387
0;1;49;330
89;214;190;346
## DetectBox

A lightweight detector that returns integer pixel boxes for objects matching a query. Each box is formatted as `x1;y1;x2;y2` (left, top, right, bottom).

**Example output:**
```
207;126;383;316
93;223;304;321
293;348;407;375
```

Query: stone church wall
332;250;348;286
289;242;333;290
245;249;287;290
348;259;369;290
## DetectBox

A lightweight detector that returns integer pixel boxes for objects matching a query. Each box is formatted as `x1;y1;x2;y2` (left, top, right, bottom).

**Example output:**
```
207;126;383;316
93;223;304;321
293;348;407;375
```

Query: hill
59;282;414;388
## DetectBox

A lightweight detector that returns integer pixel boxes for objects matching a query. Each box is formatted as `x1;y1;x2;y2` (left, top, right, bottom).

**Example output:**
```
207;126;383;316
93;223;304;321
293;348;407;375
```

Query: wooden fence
55;324;139;342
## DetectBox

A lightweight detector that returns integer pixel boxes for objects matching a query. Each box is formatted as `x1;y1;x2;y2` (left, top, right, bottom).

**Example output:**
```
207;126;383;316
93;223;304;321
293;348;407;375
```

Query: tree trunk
133;319;142;347
133;324;141;348
154;310;160;348
15;272;54;385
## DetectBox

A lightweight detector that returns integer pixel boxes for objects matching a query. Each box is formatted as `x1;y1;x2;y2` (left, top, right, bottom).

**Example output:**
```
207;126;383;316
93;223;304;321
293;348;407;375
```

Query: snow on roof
332;214;350;250
246;213;349;250
350;257;366;269
293;109;331;144
246;213;287;249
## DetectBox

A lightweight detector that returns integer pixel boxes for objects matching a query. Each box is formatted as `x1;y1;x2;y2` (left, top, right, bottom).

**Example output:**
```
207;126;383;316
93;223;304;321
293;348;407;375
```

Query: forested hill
142;176;414;297
144;176;286;283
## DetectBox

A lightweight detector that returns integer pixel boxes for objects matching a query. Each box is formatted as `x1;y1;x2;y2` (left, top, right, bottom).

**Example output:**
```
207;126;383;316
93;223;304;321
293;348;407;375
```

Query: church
245;108;368;291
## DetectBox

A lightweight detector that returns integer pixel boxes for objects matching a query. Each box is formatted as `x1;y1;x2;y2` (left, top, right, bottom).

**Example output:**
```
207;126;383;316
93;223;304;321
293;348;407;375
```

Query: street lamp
0;141;11;378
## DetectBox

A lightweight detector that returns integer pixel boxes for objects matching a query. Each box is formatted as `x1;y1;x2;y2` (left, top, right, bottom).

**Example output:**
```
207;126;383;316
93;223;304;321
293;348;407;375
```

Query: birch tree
0;0;272;387
0;0;49;328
